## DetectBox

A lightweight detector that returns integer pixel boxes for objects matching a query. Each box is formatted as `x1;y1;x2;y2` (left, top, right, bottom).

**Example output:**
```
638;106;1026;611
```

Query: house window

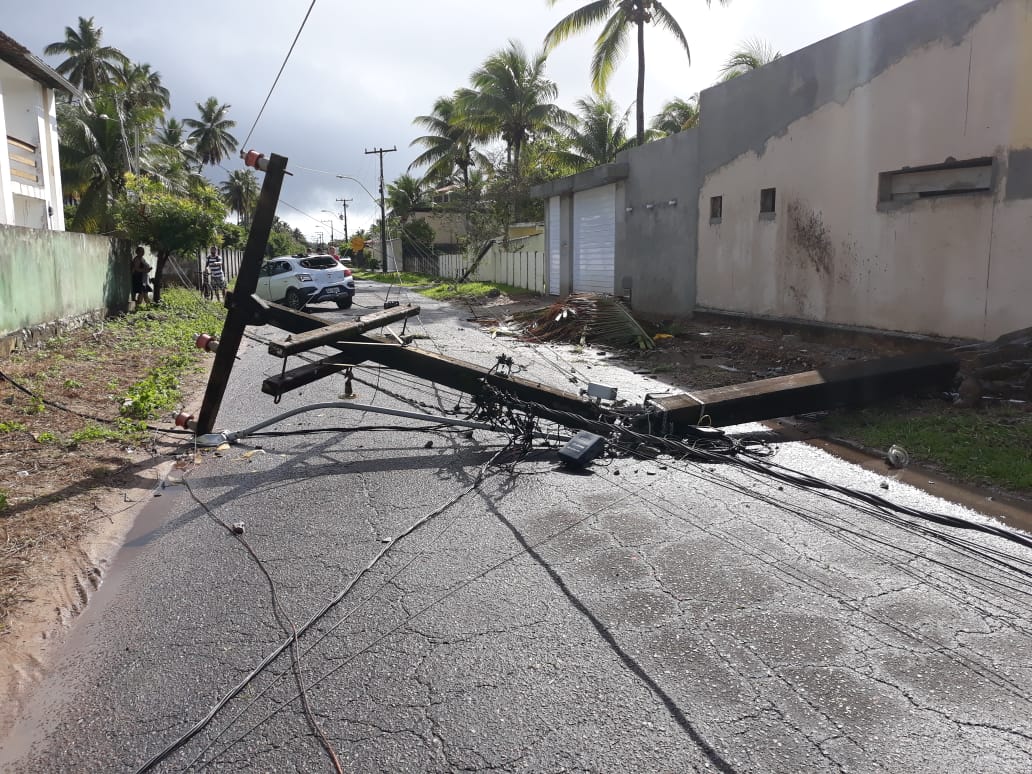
878;157;993;204
710;196;723;223
760;188;776;216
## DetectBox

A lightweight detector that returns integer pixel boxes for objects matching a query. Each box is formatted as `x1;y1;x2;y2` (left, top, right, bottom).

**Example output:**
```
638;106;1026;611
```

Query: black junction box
558;431;606;468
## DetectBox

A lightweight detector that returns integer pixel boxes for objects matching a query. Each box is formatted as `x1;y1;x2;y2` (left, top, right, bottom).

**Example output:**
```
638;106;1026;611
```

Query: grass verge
352;269;530;301
820;399;1032;494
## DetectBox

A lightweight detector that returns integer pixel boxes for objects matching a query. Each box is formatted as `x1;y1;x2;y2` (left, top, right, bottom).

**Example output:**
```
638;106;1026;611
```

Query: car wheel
285;287;305;309
335;295;353;310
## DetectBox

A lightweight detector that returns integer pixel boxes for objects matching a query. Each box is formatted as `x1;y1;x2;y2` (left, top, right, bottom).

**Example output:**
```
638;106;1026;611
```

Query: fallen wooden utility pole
647;351;958;431
191;151;958;439
267;305;420;357
257;304;958;430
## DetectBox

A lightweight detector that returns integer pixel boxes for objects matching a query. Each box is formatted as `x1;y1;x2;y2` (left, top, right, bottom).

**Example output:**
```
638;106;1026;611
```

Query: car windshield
299;256;337;269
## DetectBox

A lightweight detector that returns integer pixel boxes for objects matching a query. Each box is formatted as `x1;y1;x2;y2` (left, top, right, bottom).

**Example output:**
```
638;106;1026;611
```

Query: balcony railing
7;135;41;186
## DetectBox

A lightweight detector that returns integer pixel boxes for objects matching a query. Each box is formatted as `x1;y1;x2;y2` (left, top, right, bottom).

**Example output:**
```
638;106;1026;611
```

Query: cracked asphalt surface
3;279;1031;773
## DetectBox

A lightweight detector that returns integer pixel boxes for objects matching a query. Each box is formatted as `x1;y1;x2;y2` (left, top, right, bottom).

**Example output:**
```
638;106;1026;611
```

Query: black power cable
132;444;512;774
0;368;193;435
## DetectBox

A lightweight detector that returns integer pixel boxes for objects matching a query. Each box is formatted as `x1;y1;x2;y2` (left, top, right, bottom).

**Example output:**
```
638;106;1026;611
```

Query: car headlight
297;273;313;282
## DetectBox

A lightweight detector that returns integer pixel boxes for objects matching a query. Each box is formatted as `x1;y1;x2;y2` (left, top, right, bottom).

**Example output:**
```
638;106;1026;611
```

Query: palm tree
409;93;485;190
457;40;570;179
149;117;201;187
650;94;700;136
544;0;730;146
57;94;132;232
386;174;429;225
44;16;129;95
114;62;171;113
219;169;259;225
184;97;238;170
720;37;781;80
544;95;632;174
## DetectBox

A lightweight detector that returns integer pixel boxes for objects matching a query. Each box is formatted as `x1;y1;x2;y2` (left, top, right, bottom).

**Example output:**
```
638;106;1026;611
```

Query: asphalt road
3;279;1031;773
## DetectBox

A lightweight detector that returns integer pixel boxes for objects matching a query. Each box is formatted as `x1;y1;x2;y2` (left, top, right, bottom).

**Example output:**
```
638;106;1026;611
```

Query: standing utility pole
365;146;396;273
335;197;353;242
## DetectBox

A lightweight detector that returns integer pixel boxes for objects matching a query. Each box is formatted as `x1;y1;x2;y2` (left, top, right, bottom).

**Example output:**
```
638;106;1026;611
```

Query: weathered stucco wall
696;0;1031;340
619;129;700;318
0;225;130;351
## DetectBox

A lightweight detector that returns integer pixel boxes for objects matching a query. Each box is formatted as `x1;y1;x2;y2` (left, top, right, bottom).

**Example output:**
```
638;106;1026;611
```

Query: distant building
0;31;78;230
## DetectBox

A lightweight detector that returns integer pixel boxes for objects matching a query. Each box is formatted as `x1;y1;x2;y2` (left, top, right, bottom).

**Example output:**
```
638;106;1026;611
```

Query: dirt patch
0;304;217;720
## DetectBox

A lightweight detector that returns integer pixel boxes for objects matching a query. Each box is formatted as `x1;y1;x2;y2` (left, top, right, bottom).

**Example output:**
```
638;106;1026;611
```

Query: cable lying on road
132;443;513;774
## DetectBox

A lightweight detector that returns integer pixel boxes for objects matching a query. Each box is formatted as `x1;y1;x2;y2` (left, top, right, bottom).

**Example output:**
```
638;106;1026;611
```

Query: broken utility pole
196;152;289;435
191;149;958;444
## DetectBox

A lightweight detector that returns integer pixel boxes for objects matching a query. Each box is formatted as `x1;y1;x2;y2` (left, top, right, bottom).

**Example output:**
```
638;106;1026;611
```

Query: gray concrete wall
618;129;700;318
532;0;1030;339
695;0;1032;340
697;0;1006;176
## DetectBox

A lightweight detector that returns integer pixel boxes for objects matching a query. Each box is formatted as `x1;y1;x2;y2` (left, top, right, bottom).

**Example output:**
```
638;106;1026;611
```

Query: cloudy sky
7;0;909;239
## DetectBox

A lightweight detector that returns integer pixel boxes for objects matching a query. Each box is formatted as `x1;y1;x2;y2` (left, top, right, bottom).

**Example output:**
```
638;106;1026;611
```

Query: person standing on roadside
205;245;226;302
131;246;151;308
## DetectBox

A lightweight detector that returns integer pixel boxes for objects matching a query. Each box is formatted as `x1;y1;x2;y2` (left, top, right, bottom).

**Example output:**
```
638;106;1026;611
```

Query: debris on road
952;325;1032;406
887;444;910;468
509;294;655;350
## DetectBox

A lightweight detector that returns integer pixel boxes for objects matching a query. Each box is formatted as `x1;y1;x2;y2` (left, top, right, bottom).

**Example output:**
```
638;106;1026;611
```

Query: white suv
256;254;356;309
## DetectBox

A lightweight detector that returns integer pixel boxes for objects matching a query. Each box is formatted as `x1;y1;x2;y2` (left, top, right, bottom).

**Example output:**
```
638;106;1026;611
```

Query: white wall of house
0;59;65;231
696;0;1032;340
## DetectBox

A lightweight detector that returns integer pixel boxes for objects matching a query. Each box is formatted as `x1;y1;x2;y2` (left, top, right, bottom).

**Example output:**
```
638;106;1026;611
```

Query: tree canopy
114;174;226;301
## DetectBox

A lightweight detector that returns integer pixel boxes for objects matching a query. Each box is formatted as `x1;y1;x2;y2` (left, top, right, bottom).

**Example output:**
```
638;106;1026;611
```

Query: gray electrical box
586;383;618;402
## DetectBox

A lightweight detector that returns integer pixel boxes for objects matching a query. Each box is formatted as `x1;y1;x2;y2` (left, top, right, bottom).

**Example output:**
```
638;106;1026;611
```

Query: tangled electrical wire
471;380;758;462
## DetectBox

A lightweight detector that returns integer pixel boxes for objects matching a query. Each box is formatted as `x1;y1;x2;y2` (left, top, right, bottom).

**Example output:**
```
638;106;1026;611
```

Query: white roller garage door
547;197;561;295
573;185;615;294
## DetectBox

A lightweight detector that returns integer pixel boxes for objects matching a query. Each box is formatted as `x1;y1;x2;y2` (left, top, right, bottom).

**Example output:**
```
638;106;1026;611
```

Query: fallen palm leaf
512;294;655;350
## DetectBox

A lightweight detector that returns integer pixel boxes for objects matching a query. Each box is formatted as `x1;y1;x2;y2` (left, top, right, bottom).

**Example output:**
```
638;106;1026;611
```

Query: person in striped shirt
205;246;226;301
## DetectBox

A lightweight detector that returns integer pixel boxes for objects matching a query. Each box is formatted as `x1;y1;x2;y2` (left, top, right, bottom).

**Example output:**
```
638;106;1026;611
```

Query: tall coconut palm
386;174;429;225
719;37;781;80
184;97;238;170
544;0;730;146
409;93;485;190
114;61;171;113
155;117;188;149
457;40;569;179
650;94;700;135
219;169;260;225
57;94;132;232
544;95;632;174
96;62;170;178
153;117;200;174
44;16;129;95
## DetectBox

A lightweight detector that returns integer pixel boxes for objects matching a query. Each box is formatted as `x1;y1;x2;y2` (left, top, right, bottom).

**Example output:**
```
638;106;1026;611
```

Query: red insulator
174;411;195;430
242;150;268;171
194;334;219;352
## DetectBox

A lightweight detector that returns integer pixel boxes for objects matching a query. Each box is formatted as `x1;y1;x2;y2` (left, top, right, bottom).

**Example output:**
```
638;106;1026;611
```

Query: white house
0;31;77;231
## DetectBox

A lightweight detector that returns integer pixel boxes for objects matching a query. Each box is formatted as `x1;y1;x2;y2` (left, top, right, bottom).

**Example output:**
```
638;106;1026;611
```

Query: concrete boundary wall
0;225;129;354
